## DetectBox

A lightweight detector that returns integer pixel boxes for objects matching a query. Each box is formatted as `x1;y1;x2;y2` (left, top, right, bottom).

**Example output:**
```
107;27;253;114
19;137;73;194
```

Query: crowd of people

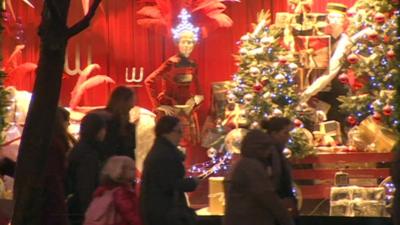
29;85;300;225
0;85;399;225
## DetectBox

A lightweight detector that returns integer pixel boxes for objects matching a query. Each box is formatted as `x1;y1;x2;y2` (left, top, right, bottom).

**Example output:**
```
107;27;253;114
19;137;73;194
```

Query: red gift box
295;35;331;69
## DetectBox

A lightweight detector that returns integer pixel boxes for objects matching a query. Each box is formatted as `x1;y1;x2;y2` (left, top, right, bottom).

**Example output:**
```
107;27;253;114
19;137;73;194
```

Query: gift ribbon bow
302;36;318;68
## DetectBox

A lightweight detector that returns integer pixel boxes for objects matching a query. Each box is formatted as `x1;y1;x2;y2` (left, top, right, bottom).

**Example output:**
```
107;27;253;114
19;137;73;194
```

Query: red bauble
338;73;349;84
278;56;288;65
383;105;393;116
367;30;379;41
253;83;263;93
372;112;382;122
260;77;268;86
374;12;386;24
387;49;396;60
352;82;364;91
347;54;359;64
294;119;303;128
347;115;357;126
383;35;391;43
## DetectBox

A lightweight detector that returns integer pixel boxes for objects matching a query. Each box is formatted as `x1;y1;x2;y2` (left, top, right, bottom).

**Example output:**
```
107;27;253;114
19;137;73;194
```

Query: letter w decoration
64;44;93;76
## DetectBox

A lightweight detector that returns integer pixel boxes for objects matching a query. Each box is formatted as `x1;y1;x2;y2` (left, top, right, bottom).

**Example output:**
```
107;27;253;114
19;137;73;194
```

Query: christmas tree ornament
374;12;386;24
338;73;349;84
386;49;395;60
207;147;217;158
347;115;357;126
272;108;283;117
226;93;237;104
372;112;382;122
253;83;263;93
243;93;254;105
283;148;292;159
249;67;261;77
262;92;270;99
383;105;393;116
294;119;303;128
288;63;298;71
274;73;286;82
241;34;250;42
347;53;359;64
260;76;269;85
239;48;248;56
260;36;274;45
367;29;379;41
250;121;260;129
383;35;391;43
278;56;288;65
224;128;248;154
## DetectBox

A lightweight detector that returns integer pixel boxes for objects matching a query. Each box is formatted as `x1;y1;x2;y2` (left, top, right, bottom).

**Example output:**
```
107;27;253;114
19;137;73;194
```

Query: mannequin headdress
172;9;200;42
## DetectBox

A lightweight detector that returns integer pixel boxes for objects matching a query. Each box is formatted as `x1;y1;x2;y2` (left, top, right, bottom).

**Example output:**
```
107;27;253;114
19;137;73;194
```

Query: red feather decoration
136;0;235;38
69;75;115;109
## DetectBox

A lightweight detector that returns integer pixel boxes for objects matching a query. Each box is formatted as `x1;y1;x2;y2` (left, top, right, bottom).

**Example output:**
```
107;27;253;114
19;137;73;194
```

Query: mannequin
300;3;369;123
144;9;204;147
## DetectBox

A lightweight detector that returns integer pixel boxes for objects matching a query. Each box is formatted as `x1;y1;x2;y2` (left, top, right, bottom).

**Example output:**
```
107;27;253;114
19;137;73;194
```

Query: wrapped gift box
208;177;225;215
295;35;331;69
330;186;386;216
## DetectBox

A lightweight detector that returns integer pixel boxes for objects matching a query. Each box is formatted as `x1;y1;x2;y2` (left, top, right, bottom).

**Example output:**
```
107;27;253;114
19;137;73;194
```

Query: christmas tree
227;10;314;158
337;0;399;129
0;8;10;146
229;10;300;125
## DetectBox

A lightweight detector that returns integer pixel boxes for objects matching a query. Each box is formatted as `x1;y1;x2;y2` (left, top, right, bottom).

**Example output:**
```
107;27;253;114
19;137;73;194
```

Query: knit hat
326;3;347;14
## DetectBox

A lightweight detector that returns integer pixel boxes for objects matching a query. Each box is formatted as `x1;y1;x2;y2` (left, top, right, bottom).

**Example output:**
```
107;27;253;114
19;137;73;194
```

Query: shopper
224;129;295;225
84;156;142;225
140;116;198;225
43;107;74;225
67;113;107;225
101;86;136;160
261;117;298;216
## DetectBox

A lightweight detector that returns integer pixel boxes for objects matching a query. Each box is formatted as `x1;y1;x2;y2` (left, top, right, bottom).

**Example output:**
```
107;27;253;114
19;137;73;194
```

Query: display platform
196;215;393;225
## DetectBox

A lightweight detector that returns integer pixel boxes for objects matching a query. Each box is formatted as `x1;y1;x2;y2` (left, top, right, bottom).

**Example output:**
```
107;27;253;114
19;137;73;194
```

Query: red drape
4;0;357;110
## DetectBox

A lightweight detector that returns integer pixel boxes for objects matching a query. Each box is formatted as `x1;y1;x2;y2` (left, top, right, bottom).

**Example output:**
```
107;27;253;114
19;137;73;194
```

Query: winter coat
67;140;102;224
224;157;294;225
140;137;198;225
43;135;70;225
92;185;142;225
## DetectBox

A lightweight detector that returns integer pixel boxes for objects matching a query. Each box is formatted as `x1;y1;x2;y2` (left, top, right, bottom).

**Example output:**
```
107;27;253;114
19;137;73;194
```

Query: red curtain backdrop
4;0;357;113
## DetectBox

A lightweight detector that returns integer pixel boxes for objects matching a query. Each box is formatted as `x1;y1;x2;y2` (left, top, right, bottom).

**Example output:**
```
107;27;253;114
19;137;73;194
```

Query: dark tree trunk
11;1;101;224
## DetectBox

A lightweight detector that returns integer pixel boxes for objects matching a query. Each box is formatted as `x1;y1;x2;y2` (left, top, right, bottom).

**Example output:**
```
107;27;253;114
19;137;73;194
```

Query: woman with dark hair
101;86;136;160
140;116;198;225
67;113;107;225
224;129;294;225
42;107;75;225
261;117;298;217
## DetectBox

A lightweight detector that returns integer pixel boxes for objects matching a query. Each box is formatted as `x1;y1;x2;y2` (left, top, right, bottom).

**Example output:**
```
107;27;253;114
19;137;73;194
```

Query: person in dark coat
67;113;107;225
261;117;298;217
42;107;74;225
140;116;198;225
224;129;295;225
98;86;136;161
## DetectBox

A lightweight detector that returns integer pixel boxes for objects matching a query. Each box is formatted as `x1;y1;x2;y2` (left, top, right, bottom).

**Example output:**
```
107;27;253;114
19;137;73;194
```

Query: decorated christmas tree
227;10;314;159
229;10;300;125
337;0;399;129
0;10;10;146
